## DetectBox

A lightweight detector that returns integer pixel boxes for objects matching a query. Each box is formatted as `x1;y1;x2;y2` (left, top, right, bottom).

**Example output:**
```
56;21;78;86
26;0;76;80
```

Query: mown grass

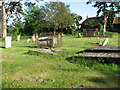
1;32;120;88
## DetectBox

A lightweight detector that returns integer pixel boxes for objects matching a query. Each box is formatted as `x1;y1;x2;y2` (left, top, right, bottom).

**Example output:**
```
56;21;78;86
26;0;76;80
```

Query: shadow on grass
85;70;120;88
66;56;120;88
18;46;38;48
0;46;5;48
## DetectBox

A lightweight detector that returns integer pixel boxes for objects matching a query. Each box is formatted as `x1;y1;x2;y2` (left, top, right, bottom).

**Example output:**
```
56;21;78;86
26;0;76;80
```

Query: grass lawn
1;32;120;88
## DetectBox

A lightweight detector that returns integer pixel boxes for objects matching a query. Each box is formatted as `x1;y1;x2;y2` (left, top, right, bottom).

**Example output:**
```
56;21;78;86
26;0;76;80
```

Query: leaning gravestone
102;38;109;46
5;36;11;48
38;37;57;48
17;35;20;41
78;33;82;38
32;35;36;42
27;39;30;43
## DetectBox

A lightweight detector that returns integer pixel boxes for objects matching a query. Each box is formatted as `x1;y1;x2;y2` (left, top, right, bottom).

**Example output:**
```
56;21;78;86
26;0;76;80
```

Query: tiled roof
113;17;120;24
82;16;104;24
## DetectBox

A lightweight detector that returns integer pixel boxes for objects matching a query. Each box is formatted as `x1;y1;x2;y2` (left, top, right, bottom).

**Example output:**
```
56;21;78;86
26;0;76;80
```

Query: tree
87;0;120;36
1;0;43;38
71;13;82;31
23;2;45;35
41;1;75;35
1;0;23;38
106;9;116;32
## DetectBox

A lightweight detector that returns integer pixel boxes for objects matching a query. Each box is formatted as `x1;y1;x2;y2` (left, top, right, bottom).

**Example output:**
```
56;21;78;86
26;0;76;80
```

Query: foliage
87;1;120;16
87;1;120;35
7;21;24;37
106;10;116;32
98;23;103;33
23;2;45;35
41;2;75;32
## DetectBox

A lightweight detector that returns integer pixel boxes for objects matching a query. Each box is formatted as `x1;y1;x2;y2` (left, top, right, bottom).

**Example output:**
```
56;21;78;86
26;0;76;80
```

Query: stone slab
85;46;120;52
29;49;64;54
80;52;120;58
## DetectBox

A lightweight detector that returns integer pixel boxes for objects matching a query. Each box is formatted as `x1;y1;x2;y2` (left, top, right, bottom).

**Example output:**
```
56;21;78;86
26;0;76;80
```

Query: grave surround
78;46;120;63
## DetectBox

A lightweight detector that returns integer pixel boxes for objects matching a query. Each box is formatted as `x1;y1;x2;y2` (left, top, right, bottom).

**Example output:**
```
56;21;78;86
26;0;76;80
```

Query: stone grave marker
58;33;61;39
27;39;30;43
97;37;101;44
38;37;57;48
36;33;38;39
32;35;36;42
17;35;20;41
5;36;11;48
102;38;109;46
78;33;82;38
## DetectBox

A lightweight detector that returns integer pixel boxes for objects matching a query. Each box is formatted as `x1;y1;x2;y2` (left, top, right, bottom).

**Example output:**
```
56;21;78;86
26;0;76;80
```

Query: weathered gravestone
38;37;57;48
27;39;30;43
32;35;36;42
17;35;20;41
36;33;38;39
78;33;82;38
5;36;11;48
102;38;108;46
97;37;101;45
58;33;61;39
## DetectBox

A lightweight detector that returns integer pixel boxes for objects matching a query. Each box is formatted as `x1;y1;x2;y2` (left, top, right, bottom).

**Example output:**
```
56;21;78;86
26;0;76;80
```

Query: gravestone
17;35;20;41
5;36;11;48
102;38;108;46
97;37;101;44
78;33;82;38
32;35;36;42
38;37;57;48
58;33;61;39
27;39;30;43
36;33;38;39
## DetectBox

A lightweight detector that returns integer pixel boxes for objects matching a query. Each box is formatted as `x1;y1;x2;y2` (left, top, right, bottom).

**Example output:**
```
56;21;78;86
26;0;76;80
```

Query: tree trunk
103;15;107;36
2;0;7;38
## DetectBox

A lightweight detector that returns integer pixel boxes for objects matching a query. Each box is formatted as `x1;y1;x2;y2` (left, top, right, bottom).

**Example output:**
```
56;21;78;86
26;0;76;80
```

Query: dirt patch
12;71;50;83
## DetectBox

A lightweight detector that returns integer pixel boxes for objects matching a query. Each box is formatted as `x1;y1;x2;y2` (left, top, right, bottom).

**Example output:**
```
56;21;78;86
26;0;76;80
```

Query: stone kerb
5;36;11;48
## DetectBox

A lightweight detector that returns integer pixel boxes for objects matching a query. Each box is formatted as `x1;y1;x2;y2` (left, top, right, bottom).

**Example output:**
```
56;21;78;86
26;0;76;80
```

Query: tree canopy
23;1;77;35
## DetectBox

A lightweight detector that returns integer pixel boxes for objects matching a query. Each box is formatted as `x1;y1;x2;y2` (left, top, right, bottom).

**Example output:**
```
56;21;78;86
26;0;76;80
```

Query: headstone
58;33;61;38
102;38;109;46
32;35;36;42
38;37;57;48
5;36;11;48
17;35;20;41
52;37;57;47
27;39;30;43
97;37;101;44
78;33;82;38
36;33;38;39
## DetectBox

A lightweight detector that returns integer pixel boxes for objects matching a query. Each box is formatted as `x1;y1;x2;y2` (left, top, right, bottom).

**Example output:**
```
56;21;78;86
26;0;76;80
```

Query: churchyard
1;0;120;88
1;32;120;88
